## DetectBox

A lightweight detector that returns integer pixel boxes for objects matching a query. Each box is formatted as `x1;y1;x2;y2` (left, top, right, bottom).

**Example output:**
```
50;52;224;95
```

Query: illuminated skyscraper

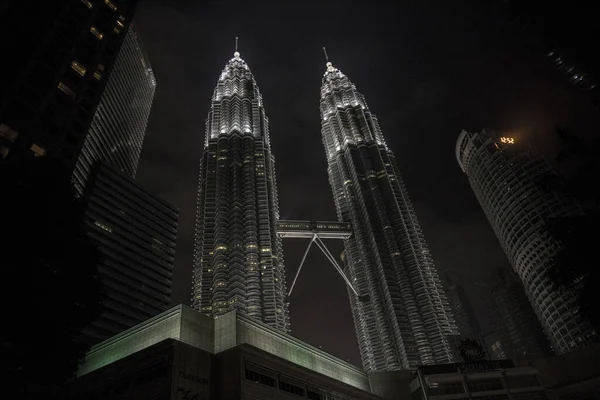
320;60;457;371
192;51;290;332
456;129;596;354
73;22;156;196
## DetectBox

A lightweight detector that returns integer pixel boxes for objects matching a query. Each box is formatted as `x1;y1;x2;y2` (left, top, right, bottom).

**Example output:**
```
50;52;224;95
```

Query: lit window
57;82;76;99
104;0;117;11
118;14;125;22
90;26;103;40
94;221;112;233
116;20;125;29
80;0;92;8
70;60;87;76
0;123;19;142
260;247;271;253
30;144;46;157
113;26;121;34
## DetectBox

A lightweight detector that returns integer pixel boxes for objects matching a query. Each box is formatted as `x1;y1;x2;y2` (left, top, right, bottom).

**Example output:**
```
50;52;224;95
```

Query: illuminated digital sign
500;137;515;144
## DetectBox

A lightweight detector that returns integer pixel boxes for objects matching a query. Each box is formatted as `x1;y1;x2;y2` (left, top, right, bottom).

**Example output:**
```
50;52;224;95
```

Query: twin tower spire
193;42;458;371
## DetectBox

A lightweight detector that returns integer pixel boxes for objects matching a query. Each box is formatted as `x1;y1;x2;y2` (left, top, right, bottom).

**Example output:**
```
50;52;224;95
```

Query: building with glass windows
504;0;599;109
192;51;289;333
80;162;178;345
482;268;551;365
443;271;481;338
0;0;138;167
456;129;596;354
73;22;155;196
319;60;457;371
410;361;548;400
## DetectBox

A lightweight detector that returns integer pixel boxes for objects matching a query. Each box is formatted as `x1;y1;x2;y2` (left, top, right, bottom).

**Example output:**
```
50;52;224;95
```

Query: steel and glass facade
484;268;551;363
192;52;289;332
73;22;155;196
456;129;596;354
320;62;457;371
0;0;138;167
444;271;481;338
81;162;177;345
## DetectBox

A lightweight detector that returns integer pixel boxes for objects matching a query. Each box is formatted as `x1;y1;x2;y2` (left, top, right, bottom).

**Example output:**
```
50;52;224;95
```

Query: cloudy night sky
132;0;600;366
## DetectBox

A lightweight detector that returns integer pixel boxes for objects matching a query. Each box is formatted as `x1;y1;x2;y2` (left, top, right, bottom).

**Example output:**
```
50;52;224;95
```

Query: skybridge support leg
287;234;316;299
313;236;360;297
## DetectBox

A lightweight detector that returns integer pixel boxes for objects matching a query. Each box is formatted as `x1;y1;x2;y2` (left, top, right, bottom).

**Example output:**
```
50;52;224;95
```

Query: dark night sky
133;0;600;366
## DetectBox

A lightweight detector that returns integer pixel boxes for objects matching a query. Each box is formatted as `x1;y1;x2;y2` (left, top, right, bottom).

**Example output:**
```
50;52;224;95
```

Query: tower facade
320;61;457;371
81;162;177;345
456;129;595;353
482;268;551;364
444;271;481;337
73;22;155;196
0;0;138;167
192;52;289;332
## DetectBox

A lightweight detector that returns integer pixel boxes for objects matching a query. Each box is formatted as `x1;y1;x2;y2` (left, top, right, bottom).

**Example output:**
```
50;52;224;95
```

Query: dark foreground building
70;305;385;400
410;361;548;400
80;162;177;344
0;0;138;167
71;305;600;399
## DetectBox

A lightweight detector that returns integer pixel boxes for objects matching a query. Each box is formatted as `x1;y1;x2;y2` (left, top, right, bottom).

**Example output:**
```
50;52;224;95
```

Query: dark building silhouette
73;22;155;196
482;268;552;364
0;0;138;165
411;361;548;400
80;162;177;344
443;271;481;337
504;0;600;108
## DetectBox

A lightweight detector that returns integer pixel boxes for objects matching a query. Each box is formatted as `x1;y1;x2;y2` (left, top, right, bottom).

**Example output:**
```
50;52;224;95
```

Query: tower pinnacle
322;47;334;71
234;36;240;58
323;47;335;71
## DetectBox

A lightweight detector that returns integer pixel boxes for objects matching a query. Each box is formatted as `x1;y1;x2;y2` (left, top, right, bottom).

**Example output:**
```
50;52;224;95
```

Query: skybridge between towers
276;220;370;304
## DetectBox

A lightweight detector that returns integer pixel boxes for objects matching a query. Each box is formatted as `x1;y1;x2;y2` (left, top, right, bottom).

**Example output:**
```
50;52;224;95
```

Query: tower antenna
322;47;329;63
235;36;239;53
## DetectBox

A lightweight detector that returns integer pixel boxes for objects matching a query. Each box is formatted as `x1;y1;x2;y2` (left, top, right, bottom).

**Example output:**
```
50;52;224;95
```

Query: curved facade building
456;129;595;354
321;62;457;371
192;52;289;333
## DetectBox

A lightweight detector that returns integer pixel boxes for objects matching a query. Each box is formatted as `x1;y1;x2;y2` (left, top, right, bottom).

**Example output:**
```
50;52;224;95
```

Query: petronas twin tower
192;50;457;371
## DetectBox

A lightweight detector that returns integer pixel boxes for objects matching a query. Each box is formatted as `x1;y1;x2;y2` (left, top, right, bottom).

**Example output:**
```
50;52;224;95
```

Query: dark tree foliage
545;216;600;332
538;133;600;337
0;158;104;398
